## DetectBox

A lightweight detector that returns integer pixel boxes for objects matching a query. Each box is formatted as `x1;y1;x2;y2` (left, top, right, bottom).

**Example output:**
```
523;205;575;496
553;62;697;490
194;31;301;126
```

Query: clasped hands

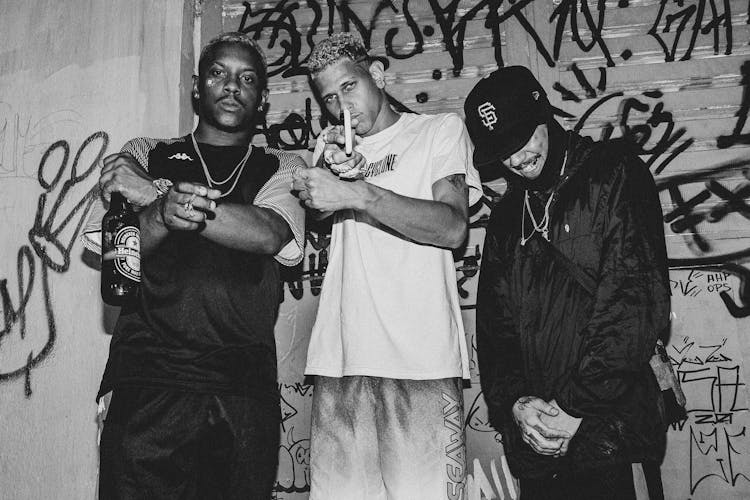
512;396;582;458
292;125;368;212
100;152;219;231
157;183;220;231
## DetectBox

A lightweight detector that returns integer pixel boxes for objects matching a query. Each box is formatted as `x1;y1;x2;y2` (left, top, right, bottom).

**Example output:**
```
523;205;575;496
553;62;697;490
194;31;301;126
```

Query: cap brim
472;120;537;177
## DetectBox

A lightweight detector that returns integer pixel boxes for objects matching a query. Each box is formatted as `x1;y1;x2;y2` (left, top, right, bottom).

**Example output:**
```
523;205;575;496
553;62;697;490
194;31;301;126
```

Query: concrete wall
0;1;190;498
1;1;749;499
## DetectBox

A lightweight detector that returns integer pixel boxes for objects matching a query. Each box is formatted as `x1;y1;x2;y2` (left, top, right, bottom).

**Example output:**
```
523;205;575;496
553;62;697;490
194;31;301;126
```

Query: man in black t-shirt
83;33;305;500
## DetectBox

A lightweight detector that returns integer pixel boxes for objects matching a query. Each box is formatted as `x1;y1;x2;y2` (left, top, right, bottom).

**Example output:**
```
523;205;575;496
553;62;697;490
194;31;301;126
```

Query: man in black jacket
464;67;670;499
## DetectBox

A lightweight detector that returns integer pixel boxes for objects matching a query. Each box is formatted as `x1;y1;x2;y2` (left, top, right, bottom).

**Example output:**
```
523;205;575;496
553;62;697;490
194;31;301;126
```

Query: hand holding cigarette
343;108;353;155
318;112;366;179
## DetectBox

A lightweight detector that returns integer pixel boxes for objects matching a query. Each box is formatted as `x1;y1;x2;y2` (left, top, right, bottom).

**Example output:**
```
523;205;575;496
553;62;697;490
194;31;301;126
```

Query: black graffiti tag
238;0;317;78
666;337;750;494
555;67;694;176
648;0;733;63
552;0;615;67
718;61;750;149
619;92;694;176
658;163;750;266
0;132;107;396
717;263;750;318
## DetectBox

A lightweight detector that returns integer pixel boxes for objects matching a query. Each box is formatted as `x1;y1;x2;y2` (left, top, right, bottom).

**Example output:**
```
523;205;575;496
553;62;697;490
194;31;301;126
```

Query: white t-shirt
305;112;482;380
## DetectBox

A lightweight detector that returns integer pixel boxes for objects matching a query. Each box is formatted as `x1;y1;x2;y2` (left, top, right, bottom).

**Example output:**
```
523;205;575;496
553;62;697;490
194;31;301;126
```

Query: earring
257;105;264;112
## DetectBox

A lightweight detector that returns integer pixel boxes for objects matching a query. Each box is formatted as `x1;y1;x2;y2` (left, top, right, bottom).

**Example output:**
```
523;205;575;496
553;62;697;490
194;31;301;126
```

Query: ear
192;75;199;99
368;61;386;89
258;89;269;111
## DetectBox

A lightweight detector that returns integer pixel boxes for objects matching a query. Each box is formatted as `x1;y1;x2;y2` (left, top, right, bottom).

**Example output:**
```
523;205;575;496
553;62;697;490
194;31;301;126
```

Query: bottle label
113;226;141;282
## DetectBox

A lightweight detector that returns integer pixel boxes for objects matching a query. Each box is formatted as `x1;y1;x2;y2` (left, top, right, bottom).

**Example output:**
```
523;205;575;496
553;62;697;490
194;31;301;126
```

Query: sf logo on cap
477;102;497;130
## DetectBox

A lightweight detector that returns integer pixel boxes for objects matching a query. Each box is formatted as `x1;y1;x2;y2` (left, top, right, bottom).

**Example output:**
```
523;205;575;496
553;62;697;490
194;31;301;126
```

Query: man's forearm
201;202;292;254
355;182;468;248
138;202;169;256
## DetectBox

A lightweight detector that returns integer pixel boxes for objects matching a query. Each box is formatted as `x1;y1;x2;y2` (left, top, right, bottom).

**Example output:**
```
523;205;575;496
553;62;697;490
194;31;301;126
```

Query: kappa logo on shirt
168;152;193;161
362;154;397;178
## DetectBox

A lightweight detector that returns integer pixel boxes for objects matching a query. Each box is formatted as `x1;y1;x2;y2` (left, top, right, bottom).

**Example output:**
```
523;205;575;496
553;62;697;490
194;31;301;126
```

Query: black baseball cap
464;66;552;170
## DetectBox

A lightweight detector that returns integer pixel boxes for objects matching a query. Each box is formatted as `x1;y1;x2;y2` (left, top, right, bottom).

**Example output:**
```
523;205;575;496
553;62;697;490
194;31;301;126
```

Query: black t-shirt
100;136;282;401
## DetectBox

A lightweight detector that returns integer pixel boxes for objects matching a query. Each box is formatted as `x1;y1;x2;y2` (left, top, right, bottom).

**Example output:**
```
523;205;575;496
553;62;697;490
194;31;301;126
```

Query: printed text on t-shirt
362;154;397;178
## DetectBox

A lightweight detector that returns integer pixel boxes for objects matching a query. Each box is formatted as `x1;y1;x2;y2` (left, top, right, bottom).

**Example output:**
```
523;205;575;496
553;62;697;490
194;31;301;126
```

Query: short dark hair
307;32;371;76
198;32;268;89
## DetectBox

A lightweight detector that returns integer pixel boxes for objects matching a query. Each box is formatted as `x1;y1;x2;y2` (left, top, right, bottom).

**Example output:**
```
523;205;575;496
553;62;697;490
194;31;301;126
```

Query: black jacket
476;130;670;478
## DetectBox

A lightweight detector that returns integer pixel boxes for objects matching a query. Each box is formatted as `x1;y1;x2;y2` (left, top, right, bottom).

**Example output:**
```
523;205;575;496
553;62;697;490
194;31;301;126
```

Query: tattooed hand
512;396;571;456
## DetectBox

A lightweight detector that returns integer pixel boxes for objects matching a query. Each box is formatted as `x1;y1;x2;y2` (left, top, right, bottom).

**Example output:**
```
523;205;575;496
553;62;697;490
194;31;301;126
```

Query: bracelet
152;178;173;199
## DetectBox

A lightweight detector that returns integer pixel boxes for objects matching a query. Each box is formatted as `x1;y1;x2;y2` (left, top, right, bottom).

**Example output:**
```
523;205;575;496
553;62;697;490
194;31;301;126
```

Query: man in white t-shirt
292;32;482;500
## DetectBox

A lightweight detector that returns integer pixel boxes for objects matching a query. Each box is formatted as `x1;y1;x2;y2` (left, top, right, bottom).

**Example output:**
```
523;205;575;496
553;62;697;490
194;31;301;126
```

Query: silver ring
183;201;195;218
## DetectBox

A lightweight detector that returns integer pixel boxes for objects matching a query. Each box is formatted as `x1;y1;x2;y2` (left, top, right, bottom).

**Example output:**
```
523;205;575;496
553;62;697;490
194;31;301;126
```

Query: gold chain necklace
190;132;252;198
520;151;568;246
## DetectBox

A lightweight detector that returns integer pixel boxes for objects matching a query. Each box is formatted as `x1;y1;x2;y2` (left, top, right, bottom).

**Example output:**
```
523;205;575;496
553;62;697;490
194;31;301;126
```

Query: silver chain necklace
190;132;252;198
520;151;568;246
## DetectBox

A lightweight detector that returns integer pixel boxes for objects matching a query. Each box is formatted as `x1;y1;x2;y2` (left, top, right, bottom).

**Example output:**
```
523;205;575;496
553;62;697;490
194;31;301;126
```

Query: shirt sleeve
430;113;483;206
254;149;307;266
80;138;151;255
476;198;528;432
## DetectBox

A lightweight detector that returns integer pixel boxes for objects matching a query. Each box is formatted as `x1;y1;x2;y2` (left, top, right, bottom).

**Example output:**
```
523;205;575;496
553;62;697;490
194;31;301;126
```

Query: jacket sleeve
554;151;671;418
476;210;527;431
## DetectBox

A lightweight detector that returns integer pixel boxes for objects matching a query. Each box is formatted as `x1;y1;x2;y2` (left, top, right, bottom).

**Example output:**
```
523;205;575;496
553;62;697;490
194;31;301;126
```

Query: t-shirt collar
359;112;409;146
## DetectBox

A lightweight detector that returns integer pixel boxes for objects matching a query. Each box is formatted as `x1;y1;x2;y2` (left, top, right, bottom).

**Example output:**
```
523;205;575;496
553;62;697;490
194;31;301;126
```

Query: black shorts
99;387;280;500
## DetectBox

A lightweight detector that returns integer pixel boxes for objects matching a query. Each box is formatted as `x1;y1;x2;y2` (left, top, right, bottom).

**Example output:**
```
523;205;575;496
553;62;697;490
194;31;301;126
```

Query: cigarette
343;108;353;155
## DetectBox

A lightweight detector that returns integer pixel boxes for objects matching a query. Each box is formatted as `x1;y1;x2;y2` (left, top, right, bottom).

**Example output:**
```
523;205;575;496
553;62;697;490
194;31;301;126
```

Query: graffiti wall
212;1;750;499
1;0;748;499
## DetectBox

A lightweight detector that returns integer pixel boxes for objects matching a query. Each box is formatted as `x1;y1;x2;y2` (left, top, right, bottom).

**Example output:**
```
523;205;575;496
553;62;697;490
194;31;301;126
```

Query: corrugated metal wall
203;1;750;498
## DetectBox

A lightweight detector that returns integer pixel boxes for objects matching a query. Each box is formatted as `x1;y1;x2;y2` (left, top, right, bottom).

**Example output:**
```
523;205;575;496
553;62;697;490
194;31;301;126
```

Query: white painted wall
0;1;187;498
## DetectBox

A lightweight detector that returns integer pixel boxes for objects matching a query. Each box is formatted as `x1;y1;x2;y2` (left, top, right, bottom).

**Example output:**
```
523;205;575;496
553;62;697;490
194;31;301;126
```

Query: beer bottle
101;192;141;305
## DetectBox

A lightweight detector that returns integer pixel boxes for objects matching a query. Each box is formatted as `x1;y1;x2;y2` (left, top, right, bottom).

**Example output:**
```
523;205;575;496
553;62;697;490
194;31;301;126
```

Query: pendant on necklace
542;229;549;241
